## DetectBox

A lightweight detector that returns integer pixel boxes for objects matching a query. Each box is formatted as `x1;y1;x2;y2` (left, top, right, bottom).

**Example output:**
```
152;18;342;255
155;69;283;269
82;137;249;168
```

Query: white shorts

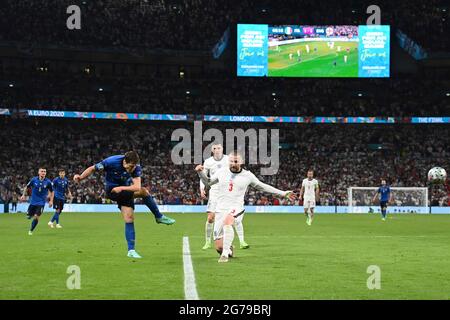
213;209;245;240
303;198;316;209
206;197;218;213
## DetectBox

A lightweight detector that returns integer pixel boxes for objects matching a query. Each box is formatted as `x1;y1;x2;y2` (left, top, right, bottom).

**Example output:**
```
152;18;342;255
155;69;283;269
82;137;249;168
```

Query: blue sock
143;195;163;219
55;212;60;224
51;212;58;223
31;219;38;231
382;209;386;218
125;222;136;251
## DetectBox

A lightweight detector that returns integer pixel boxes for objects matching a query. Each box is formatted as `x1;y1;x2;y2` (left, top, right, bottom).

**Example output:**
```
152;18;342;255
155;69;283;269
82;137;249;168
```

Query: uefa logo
284;27;293;35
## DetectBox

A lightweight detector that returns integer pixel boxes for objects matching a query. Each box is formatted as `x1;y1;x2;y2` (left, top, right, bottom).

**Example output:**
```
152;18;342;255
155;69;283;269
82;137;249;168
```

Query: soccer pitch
268;41;359;77
1;213;450;299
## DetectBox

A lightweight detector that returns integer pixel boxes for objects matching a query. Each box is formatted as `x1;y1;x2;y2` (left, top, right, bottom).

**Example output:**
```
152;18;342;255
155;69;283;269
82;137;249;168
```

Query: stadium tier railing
1;108;450;124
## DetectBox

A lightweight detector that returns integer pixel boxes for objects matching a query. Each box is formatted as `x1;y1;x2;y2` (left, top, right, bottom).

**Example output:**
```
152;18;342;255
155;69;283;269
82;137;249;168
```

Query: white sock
205;221;214;242
222;225;234;257
234;221;245;243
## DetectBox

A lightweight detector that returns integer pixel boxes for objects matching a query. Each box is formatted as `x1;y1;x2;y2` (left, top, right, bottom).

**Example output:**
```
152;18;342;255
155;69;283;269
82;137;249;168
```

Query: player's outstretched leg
234;218;249;249
121;207;141;258
203;212;214;250
134;188;175;225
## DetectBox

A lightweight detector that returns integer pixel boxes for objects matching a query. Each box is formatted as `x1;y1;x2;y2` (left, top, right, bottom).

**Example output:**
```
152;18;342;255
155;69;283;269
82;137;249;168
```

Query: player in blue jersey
20;167;54;235
372;179;393;221
48;169;72;229
73;151;175;258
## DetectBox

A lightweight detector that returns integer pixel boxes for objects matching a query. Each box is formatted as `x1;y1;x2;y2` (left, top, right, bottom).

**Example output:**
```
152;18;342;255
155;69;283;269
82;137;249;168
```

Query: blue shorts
380;201;388;209
28;204;44;217
106;187;135;210
53;198;65;211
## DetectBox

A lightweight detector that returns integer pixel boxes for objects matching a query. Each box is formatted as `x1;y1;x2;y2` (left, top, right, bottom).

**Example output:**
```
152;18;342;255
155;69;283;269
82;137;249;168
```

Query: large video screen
237;24;390;78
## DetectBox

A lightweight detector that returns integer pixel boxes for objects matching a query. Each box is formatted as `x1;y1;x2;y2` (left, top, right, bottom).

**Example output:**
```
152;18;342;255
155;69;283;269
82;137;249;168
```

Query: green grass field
268;41;358;77
1;212;450;299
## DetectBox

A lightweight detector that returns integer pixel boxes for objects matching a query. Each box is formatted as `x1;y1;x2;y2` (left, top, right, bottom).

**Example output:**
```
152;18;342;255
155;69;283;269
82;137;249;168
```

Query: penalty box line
182;236;200;300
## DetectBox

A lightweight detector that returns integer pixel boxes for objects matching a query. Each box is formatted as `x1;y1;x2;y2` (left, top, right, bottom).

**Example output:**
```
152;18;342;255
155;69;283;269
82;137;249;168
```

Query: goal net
347;187;429;214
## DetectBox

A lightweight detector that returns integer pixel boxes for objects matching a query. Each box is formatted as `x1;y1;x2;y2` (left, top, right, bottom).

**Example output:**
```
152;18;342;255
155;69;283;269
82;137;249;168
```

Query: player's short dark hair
308;169;314;173
124;151;140;164
38;166;46;170
229;150;241;157
58;168;65;172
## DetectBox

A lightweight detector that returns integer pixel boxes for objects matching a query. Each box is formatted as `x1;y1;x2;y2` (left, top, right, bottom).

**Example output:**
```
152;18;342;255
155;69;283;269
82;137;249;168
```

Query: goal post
347;187;429;214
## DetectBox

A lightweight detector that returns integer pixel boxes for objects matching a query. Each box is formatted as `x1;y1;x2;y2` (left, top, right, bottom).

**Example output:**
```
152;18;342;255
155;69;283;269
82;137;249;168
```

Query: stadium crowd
0;0;447;51
1;119;448;208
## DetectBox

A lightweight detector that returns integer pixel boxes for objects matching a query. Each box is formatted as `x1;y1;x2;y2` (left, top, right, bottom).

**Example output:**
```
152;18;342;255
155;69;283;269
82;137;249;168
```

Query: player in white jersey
299;170;320;226
196;151;295;263
200;144;249;250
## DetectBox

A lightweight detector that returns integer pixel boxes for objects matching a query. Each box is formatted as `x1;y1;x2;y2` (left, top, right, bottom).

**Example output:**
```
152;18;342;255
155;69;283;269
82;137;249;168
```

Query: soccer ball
427;167;447;184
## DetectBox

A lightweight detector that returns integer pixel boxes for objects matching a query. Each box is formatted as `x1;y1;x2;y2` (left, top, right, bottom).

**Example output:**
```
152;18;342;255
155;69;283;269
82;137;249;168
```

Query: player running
200;144;249;250
48;169;72;229
299;170;319;226
20;167;54;235
73;151;175;258
196;151;295;263
372;179;392;221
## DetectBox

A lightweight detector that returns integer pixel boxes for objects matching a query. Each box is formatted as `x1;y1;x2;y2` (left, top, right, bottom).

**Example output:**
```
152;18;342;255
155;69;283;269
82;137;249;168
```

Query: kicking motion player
73;151;175;258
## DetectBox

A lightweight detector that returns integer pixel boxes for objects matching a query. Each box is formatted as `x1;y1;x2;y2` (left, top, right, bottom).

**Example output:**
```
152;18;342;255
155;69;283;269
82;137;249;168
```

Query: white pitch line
182;236;199;300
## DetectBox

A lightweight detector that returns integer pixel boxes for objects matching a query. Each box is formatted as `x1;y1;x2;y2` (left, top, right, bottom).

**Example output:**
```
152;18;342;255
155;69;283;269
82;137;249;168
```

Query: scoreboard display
237;24;390;78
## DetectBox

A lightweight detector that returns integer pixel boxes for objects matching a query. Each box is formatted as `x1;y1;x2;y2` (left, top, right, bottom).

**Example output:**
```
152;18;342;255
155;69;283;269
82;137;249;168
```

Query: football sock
382;209;386;218
205;221;214;242
30;219;38;231
51;212;60;224
143;195;163;219
222;225;234;257
125;222;136;251
234;220;245;243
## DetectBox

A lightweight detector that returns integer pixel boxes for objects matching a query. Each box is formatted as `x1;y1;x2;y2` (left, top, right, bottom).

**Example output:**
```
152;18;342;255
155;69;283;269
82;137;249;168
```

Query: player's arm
298;183;305;201
199;164;209;199
48;181;54;207
111;177;141;193
195;165;219;188
250;174;295;201
65;182;73;202
20;179;32;201
315;182;320;200
372;188;380;203
74;165;96;183
66;188;73;201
